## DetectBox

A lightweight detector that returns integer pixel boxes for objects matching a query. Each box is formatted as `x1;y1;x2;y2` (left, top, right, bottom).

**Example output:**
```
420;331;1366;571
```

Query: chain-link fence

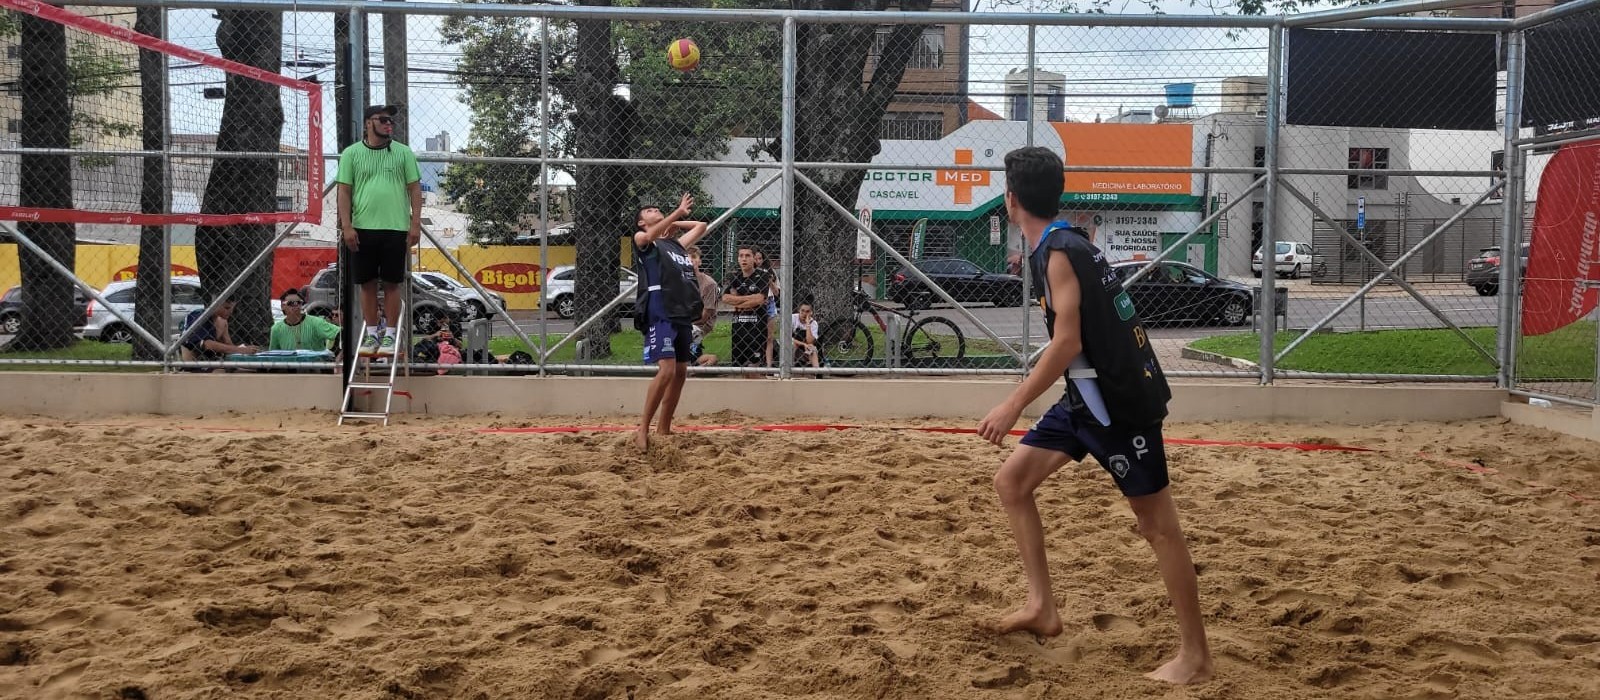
2;0;1596;404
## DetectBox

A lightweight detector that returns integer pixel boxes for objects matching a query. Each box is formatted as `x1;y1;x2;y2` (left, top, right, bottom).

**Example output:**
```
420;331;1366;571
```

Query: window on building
6;46;18;59
1253;146;1266;169
1009;93;1029;122
5;119;18;134
275;195;294;212
1347;147;1389;190
882;111;944;141
871;26;944;70
1047;85;1065;123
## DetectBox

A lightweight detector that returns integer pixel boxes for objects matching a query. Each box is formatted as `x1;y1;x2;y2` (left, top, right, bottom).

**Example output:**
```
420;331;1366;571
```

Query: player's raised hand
676;192;694;215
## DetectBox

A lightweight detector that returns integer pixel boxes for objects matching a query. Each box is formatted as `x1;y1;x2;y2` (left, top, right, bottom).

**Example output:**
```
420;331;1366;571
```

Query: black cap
364;104;399;120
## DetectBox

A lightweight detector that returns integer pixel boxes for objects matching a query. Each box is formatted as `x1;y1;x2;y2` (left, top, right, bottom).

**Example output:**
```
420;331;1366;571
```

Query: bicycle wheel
819;318;874;364
903;315;965;367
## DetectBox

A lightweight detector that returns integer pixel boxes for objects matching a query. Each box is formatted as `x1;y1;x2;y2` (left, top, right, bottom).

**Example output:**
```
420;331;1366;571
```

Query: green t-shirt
335;139;421;231
269;315;342;351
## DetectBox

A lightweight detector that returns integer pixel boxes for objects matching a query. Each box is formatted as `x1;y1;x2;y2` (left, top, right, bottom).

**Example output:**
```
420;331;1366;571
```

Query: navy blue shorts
643;320;694;365
1020;402;1170;498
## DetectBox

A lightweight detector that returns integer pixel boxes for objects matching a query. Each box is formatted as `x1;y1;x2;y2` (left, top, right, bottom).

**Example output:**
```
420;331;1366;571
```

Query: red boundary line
0;0;323;227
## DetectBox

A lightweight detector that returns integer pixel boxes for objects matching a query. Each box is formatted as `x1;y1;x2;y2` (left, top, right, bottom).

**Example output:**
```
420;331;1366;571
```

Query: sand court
1;413;1598;699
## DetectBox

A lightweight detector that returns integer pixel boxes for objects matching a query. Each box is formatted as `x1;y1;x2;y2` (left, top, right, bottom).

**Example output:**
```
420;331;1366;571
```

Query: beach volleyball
667;38;701;71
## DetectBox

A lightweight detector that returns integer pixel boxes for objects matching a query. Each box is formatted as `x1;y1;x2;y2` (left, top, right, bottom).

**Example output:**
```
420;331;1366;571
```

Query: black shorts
730;322;765;366
353;229;408;284
1020;402;1170;498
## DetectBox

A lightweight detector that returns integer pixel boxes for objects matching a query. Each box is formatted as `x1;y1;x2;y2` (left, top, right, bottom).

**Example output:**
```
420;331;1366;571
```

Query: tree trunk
10;8;77;351
382;0;409;144
571;0;632;358
193;9;283;348
785;2;930;324
132;7;167;361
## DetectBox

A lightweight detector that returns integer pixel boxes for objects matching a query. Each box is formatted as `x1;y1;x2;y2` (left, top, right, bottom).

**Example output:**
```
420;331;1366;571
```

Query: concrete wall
0;372;1509;425
1501;400;1600;442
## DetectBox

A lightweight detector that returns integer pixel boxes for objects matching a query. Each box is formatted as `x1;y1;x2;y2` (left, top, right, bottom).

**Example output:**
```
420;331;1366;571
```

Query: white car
543;265;637;319
83;276;283;343
1253;242;1326;279
413;271;507;320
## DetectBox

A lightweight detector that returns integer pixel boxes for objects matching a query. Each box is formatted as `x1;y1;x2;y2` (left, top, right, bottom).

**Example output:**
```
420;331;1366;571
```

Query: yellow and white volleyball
666;38;701;72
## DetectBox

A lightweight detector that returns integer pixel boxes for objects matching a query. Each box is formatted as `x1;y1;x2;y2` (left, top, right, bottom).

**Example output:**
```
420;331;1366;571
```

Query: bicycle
818;290;966;367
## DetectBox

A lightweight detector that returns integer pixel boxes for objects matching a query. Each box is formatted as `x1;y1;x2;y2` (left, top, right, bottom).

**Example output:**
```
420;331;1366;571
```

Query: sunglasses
373;116;393;124
284;300;303;306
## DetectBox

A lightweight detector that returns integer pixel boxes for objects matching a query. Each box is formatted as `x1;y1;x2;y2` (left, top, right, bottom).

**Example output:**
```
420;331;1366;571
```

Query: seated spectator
180;294;257;367
791;299;821;372
269;288;340;352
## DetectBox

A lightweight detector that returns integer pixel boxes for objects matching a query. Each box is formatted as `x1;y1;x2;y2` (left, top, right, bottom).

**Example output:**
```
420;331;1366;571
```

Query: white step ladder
338;301;409;426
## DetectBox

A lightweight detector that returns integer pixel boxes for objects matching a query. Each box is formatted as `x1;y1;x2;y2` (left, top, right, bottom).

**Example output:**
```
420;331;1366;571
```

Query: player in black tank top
977;147;1213;685
632;194;710;452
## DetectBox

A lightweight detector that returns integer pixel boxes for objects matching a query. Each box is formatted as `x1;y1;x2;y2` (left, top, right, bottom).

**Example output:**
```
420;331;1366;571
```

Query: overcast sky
150;0;1290;157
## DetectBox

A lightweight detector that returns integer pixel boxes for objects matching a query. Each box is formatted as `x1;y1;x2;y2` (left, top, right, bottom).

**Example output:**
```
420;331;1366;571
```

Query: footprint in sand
1090;613;1140;632
582;646;629;666
329;610;381;638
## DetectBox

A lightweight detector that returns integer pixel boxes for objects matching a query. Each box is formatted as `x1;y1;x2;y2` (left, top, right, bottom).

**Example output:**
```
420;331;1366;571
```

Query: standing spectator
753;249;780;366
722;246;768;374
632;194;711;451
336;104;422;356
686;245;721;367
269;288;340;352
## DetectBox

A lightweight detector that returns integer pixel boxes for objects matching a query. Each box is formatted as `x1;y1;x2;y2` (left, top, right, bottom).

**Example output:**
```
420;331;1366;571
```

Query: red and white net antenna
0;0;323;227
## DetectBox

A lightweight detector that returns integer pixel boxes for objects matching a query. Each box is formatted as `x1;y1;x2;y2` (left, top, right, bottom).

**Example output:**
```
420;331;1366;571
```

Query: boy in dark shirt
632;194;709;451
977;147;1212;685
721;246;769;373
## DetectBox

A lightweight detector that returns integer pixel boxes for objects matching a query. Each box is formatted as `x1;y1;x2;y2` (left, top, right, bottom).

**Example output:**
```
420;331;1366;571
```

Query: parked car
1253;242;1327;279
301;264;467;334
84;276;284;343
413;270;507;320
887;257;1024;310
1113;261;1256;326
1;285;88;335
1465;243;1529;297
509;223;576;246
543;265;638;320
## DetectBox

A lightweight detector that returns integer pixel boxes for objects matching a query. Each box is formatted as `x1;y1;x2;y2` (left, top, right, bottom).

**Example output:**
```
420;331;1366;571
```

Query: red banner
272;248;338;298
0;0;323;228
1522;140;1600;336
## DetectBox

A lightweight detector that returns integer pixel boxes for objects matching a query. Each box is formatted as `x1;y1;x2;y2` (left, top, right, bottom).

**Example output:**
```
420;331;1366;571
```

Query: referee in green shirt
336;105;423;356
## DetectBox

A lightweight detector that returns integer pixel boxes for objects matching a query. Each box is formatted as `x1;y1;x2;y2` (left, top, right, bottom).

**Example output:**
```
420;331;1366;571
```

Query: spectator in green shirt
336;104;423;357
269;288;340;352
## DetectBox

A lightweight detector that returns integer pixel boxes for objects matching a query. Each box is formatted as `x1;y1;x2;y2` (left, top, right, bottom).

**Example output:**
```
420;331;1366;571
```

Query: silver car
414;270;507;320
84;276;282;343
543;265;637;320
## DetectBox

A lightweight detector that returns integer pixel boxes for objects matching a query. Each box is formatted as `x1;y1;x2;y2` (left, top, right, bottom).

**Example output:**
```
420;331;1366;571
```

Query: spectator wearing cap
336;104;422;357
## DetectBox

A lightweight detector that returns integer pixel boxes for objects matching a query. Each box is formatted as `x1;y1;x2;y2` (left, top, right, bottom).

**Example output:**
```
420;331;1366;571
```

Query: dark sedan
1112;261;1255;326
1;285;89;335
888;257;1024;310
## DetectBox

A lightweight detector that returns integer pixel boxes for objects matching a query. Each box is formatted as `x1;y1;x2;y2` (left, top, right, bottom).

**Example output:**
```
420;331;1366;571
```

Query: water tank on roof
1164;83;1195;109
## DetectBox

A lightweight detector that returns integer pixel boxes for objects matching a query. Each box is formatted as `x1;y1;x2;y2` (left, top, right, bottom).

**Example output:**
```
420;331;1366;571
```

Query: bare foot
633;427;649;452
1145;653;1214;684
657;424;673;437
989;605;1064;639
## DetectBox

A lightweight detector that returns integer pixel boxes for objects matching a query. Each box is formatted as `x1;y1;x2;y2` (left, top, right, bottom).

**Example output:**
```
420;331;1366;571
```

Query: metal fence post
160;5;172;373
1258;23;1284;385
538;18;551;376
340;7;367;392
1497;28;1524;390
779;16;797;379
1021;23;1035;380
